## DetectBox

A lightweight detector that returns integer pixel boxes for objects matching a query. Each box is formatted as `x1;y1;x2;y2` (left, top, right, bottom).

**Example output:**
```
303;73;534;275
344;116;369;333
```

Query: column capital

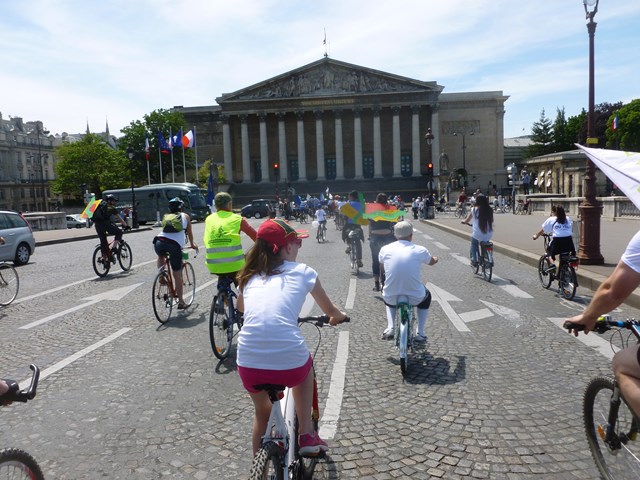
354;108;362;118
392;106;401;115
240;114;248;124
372;105;382;116
411;105;421;114
314;110;323;119
258;113;267;121
296;111;305;120
220;114;230;123
276;112;286;120
334;109;343;119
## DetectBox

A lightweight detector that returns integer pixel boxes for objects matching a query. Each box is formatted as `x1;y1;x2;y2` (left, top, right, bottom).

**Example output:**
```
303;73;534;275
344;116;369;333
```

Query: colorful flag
144;135;150;160
613;113;619;131
173;129;183;148
183;130;195;148
158;132;171;154
80;196;101;219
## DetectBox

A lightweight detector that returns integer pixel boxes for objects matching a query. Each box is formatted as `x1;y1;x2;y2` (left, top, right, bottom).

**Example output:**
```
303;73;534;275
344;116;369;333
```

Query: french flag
144;135;150;160
613;114;619;131
183;129;195;148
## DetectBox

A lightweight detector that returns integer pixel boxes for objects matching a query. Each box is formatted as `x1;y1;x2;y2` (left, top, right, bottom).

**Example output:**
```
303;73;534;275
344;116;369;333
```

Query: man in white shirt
378;221;438;342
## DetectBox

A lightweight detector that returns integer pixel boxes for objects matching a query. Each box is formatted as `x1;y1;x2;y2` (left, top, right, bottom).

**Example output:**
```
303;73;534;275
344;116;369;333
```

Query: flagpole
193;126;199;185
147;159;151;185
157;134;163;184
182;126;187;181
170;127;176;183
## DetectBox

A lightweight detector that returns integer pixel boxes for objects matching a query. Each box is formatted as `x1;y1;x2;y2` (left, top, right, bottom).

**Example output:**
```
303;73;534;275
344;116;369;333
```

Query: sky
1;0;639;140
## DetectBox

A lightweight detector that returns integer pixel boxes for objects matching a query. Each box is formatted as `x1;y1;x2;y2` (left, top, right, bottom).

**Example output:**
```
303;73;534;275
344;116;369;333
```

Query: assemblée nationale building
175;57;509;200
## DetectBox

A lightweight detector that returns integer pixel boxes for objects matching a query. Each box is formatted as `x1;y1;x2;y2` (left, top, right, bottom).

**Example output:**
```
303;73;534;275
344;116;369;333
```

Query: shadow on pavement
396;354;466;386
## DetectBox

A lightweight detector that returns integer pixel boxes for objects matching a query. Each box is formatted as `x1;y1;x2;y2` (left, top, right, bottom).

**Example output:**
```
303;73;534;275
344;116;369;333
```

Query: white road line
548;317;618;360
432;242;450;250
427;283;470;332
459;308;493;323
20;328;132;386
319;331;349;440
451;253;533;298
345;278;357;310
421;233;433;241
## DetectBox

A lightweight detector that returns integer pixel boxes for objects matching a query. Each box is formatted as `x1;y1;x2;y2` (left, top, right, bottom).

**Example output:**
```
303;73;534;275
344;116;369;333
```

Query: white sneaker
381;327;394;340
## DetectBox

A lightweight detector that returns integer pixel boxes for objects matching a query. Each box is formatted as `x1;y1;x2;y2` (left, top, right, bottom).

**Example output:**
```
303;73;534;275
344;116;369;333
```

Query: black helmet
104;194;117;202
168;197;184;212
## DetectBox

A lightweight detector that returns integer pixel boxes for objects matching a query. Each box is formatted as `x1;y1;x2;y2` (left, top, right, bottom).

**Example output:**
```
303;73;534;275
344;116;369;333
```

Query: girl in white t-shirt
236;218;348;457
532;205;575;270
461;194;494;266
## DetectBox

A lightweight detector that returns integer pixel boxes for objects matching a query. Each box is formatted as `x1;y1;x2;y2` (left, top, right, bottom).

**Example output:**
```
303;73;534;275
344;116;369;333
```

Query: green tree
53;133;129;198
526;109;554;157
197;159;226;186
552;107;573;152
566;109;587;148
606;99;640;151
119;109;191;185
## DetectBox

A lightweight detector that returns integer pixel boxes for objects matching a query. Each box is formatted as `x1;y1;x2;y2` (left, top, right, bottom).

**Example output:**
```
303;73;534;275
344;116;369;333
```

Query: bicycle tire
182;262;196;307
322;225;327;242
584;376;640;480
537;256;553;289
293;416;321;480
92;245;110;277
482;249;492;282
559;264;577;300
317;227;322;243
117;242;133;271
249;441;284;480
399;308;409;375
210;293;231;360
0;263;19;306
152;272;173;324
0;448;45;480
350;241;359;275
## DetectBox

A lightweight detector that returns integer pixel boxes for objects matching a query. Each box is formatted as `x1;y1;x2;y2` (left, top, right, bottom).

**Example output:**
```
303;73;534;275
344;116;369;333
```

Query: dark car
241;199;275;219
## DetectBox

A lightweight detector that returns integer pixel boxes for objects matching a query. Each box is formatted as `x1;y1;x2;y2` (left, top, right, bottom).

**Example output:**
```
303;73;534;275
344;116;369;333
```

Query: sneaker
381;327;394;340
373;282;380;292
414;334;427;343
357;260;363;267
298;432;329;457
345;246;351;254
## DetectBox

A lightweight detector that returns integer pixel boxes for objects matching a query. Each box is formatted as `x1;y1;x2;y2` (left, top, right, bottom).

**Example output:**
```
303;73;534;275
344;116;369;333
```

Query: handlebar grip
563;321;585;332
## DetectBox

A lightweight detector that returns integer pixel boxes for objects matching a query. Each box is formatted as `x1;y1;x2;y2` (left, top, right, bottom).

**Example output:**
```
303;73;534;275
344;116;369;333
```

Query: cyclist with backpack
93;194;129;261
153;198;199;309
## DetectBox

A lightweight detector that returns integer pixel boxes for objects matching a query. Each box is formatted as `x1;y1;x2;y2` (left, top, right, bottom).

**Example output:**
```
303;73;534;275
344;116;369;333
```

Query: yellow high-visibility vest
204;211;244;274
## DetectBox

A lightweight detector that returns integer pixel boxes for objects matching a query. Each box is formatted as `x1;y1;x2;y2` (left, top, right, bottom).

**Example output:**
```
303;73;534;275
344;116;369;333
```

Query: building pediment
217;57;442;104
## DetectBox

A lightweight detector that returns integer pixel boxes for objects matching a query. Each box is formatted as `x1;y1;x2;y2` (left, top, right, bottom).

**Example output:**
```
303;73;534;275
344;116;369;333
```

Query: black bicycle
92;232;132;277
209;275;242;360
537;233;578;300
0;364;44;480
472;241;494;282
564;316;640;480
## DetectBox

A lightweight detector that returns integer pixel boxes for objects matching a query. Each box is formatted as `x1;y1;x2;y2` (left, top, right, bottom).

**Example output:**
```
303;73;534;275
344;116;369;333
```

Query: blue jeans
470;237;480;263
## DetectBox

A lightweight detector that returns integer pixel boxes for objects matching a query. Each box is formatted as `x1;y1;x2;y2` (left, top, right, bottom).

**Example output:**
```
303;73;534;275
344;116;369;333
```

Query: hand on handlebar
0;378;19;406
329;312;350;326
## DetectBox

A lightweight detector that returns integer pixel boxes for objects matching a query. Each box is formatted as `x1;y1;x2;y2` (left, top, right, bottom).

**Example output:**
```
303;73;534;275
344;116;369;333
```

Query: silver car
0;210;36;265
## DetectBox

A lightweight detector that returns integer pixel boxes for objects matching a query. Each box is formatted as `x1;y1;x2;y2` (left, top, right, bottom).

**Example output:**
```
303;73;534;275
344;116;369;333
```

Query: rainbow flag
81;196;101;219
362;203;404;222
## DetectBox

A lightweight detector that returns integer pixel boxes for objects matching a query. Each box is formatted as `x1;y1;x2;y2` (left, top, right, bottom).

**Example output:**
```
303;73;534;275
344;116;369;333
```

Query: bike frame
394;297;415;374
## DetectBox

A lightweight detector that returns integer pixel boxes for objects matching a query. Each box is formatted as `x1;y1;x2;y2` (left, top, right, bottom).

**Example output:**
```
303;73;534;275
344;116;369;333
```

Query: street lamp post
36;123;50;211
424;128;435;197
453;131;473;187
126;145;139;228
578;0;604;264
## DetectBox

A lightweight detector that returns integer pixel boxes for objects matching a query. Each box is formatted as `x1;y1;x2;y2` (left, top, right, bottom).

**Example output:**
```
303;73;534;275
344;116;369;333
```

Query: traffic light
506;164;518;187
426;162;434;178
273;163;280;179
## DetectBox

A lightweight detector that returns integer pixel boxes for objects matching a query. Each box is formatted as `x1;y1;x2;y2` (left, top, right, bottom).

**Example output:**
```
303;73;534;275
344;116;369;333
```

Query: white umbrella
577;145;640;209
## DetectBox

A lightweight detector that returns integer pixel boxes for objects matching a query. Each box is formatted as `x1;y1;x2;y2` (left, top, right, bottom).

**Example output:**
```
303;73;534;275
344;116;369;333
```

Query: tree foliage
526;109;554;157
53;133;129;198
606;99;640;151
197;159;226;186
552;107;573;152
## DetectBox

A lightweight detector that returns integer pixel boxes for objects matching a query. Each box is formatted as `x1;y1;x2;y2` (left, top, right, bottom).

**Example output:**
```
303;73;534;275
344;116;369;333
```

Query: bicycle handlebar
298;315;351;326
1;364;40;404
564;316;636;335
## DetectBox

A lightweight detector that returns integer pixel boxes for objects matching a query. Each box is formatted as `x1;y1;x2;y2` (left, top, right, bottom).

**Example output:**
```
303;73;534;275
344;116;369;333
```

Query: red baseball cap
257;219;309;253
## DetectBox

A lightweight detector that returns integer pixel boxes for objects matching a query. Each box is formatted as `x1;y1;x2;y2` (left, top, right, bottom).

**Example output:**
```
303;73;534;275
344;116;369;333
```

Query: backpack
162;213;183;233
92;202;108;222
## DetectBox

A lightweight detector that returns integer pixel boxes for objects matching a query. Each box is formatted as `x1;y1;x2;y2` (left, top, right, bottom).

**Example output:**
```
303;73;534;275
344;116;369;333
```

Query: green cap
214;192;232;209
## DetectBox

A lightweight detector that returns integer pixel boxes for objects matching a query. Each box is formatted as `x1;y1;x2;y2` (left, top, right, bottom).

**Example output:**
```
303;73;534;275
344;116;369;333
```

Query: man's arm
240;218;257;241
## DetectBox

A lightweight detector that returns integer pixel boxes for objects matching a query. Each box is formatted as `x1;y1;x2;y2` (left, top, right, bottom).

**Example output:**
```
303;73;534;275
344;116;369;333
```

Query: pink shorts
238;355;313;394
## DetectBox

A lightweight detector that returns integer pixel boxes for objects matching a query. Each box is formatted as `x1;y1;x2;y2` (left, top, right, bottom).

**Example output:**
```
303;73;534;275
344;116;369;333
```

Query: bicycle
209;275;242;360
316;221;327;243
392;296;416;375
248;315;350;480
334;213;345;231
92;233;132;277
152;250;197;324
347;229;361;275
564;316;640;480
0;364;44;480
472;241;494;282
455;203;468;218
537;233;579;300
0;262;19;306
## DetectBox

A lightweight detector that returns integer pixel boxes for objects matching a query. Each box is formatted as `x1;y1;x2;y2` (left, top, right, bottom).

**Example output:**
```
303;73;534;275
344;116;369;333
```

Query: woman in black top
369;193;397;291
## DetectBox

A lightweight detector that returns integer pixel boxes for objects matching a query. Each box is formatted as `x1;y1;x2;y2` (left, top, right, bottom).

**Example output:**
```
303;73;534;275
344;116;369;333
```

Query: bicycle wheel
248;441;284;480
537;256;552;289
399;308;409;375
0;448;45;480
182;262;196;307
322;225;327;242
559;265;577;300
92;245;110;277
584;376;640;480
0;263;19;306
117;242;133;271
152;272;173;324
317;227;322;243
350;243;359;275
210;293;231;360
482;251;492;282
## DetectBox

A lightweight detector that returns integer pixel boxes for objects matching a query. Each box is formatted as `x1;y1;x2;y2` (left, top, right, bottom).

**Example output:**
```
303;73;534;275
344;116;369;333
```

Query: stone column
277;112;288;181
373;107;382;178
431;105;440;176
335;110;344;180
411;105;421;177
296;111;307;181
259;113;269;183
315;111;325;181
354;108;363;179
240;114;251;182
392;106;401;177
222;115;233;183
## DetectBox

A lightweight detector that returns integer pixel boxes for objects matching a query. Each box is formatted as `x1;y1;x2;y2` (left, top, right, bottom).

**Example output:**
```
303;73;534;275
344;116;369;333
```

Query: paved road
1;217;638;478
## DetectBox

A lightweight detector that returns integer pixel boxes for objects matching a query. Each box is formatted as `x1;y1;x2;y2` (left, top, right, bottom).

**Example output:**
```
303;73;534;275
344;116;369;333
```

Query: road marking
319;331;350;440
548;317;618;360
421;233;433;241
20;328;131;386
459;308;493;323
15;259;156;304
450;253;533;298
345;278;357;310
20;283;144;330
427;282;470;332
481;300;522;326
432;242;450;250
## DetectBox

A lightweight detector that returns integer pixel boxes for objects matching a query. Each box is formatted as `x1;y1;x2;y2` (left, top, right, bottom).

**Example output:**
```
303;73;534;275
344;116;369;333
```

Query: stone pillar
297;111;307;181
240;114;251;182
277;112;288;181
431;105;440;176
259;113;269;183
315;111;325;181
354;108;363;179
373;107;382;178
222;115;233;183
411;106;421;177
392;107;401;177
335;110;344;180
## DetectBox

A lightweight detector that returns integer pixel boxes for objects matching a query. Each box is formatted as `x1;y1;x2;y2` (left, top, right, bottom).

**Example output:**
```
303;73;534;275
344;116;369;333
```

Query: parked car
241;199;276;219
0;210;36;265
66;214;86;228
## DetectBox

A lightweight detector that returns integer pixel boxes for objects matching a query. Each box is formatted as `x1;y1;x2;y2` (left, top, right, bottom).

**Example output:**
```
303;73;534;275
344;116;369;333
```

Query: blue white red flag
613;114;619;131
183;130;195;148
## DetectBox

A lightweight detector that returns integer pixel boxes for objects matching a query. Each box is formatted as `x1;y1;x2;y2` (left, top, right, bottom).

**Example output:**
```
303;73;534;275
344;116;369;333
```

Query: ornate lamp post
453;131;473;187
36;123;50;211
424;128;435;195
578;0;604;264
126;145;139;228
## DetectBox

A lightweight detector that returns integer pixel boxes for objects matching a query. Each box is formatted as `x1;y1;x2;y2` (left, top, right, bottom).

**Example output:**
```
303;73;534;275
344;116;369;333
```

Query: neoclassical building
176;57;509;198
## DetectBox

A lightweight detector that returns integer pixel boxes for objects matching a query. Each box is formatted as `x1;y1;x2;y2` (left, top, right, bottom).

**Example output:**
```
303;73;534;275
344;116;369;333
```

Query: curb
35;227;154;247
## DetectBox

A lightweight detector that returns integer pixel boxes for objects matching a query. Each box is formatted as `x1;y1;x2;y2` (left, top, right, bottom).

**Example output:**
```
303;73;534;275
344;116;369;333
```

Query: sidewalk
423;212;640;308
33;226;153;246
